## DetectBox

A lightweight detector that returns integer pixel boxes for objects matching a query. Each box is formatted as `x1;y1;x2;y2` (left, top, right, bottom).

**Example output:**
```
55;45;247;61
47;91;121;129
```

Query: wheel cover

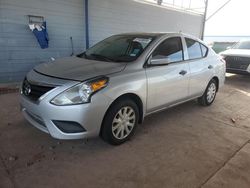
207;83;216;103
112;106;136;140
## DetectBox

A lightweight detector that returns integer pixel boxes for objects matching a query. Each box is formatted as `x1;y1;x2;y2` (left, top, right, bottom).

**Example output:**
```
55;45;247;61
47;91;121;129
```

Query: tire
101;99;139;145
198;79;218;106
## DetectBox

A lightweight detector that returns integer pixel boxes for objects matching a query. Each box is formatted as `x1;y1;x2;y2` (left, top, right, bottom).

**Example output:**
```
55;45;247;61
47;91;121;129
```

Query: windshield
79;35;155;62
232;41;250;49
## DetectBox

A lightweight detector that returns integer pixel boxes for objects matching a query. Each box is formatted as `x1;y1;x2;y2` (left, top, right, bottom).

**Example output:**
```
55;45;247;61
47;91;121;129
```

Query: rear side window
152;37;184;63
185;38;202;59
200;43;208;57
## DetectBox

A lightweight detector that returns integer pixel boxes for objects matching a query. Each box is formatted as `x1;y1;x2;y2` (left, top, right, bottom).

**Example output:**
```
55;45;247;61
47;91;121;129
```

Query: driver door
146;37;190;113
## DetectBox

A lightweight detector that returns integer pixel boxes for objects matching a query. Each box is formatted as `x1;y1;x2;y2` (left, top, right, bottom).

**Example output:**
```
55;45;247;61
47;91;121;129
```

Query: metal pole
85;0;89;49
201;0;208;40
206;0;232;21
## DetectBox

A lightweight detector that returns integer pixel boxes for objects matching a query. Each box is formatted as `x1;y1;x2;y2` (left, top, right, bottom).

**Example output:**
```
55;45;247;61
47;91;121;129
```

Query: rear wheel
101;99;139;145
198;79;217;106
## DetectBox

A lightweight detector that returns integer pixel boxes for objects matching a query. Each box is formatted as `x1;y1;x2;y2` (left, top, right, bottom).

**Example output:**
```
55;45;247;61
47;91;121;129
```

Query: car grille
22;78;55;101
225;56;250;70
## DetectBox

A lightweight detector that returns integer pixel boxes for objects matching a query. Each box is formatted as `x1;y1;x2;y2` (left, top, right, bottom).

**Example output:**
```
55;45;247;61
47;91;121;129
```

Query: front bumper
20;83;113;140
226;68;250;75
225;57;250;75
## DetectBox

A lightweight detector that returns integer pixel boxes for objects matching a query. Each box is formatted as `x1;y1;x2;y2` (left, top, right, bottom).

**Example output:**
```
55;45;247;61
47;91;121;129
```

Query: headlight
219;55;226;63
51;77;108;105
220;55;225;59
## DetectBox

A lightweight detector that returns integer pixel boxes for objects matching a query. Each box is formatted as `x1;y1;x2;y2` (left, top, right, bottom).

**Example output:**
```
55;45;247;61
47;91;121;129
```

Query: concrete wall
88;0;203;46
0;0;85;82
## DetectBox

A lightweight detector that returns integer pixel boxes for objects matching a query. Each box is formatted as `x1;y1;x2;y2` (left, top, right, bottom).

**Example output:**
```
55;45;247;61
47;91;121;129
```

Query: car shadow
225;73;250;90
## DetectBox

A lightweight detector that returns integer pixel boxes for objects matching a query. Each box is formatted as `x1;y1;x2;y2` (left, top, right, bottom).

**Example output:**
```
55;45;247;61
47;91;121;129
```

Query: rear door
146;36;190;113
183;38;211;98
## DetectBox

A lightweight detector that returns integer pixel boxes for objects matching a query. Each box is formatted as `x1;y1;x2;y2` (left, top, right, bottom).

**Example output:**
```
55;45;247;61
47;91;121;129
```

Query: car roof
113;32;206;45
116;32;201;40
117;32;177;37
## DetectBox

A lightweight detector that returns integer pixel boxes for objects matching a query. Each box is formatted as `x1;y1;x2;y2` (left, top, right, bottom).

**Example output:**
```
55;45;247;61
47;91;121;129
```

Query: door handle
208;65;213;69
179;70;187;76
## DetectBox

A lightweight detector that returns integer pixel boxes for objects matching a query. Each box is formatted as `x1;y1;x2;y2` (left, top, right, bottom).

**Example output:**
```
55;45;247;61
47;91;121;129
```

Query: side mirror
150;56;170;66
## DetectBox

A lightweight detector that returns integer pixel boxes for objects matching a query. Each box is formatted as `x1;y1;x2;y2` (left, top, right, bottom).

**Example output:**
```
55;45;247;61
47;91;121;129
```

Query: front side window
185;38;202;59
80;35;155;62
152;37;184;63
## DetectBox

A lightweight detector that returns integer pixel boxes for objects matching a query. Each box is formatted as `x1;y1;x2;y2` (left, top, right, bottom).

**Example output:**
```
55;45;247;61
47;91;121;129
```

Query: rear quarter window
185;38;202;59
200;43;208;57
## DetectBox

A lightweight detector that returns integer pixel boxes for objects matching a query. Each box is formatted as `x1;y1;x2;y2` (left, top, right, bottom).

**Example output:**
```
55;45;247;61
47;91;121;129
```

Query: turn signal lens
90;79;108;92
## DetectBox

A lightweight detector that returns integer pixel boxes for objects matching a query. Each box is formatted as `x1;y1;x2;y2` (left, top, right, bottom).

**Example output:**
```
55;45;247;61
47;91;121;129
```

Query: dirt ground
1;74;250;188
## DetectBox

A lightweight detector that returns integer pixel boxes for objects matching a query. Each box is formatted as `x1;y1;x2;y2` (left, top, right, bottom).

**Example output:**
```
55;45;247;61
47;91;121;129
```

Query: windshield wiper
88;54;114;62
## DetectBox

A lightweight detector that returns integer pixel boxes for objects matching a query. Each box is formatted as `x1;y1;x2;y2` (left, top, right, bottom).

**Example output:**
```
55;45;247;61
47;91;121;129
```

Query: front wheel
101;99;139;145
198;79;218;106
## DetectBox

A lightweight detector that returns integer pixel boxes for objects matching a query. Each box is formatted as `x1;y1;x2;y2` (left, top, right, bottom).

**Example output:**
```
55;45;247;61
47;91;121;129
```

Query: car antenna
70;36;74;56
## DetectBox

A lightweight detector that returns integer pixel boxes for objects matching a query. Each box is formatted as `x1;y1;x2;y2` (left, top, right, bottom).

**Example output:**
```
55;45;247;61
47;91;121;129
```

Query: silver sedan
20;32;225;145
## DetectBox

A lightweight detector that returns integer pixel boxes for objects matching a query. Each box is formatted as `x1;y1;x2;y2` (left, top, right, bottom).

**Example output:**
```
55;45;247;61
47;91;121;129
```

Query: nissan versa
20;32;225;145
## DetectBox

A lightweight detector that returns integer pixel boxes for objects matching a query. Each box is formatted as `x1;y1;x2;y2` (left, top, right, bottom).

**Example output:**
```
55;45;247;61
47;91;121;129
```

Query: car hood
34;57;126;81
220;49;250;58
